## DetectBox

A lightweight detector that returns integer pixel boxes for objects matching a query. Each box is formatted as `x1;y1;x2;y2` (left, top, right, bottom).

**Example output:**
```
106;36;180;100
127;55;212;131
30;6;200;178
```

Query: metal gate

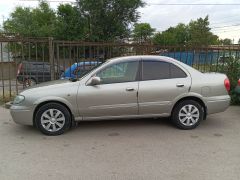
1;35;240;102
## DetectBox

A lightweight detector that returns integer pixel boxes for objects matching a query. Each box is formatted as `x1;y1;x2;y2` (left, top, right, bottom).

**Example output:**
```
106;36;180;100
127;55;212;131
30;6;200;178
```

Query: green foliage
219;38;233;45
4;1;56;37
153;16;219;46
153;23;188;46
55;4;87;40
188;16;218;46
218;57;240;105
132;23;155;43
76;0;144;41
4;0;144;41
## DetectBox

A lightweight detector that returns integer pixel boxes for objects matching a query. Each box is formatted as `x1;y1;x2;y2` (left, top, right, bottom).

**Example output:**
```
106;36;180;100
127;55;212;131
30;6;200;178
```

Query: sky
0;0;240;43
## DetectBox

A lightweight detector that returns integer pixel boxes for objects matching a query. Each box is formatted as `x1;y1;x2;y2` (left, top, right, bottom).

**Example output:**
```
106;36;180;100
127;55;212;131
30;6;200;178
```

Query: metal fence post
48;37;54;80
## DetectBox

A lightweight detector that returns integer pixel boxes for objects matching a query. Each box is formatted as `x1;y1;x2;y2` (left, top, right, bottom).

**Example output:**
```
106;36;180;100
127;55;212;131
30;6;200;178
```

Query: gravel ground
0;106;240;180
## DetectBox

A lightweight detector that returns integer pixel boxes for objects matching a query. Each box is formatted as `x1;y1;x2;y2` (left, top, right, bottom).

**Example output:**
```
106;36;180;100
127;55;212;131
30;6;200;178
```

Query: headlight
13;95;25;104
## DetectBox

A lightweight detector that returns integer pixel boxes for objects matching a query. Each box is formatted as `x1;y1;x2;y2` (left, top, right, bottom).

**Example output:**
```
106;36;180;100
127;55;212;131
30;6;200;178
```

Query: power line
19;0;75;2
19;1;240;5
148;3;240;6
212;26;240;32
211;24;240;29
213;29;240;32
211;19;240;25
213;28;240;33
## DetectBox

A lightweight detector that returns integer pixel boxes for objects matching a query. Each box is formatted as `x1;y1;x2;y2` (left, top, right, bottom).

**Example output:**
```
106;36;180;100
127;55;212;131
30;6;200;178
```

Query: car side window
142;60;187;81
170;64;187;78
96;61;139;84
142;61;170;80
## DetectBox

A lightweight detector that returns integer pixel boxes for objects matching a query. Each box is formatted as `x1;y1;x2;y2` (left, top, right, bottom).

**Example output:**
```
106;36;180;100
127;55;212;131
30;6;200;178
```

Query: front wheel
35;103;71;135
171;100;204;130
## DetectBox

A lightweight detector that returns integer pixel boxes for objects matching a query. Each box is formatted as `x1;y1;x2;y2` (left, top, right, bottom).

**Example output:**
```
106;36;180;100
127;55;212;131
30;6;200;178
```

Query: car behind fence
1;35;240;101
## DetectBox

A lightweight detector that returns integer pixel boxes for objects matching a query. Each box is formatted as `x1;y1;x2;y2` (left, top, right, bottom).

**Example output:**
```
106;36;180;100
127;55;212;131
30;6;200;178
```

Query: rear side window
170;64;187;78
142;61;170;80
142;60;187;80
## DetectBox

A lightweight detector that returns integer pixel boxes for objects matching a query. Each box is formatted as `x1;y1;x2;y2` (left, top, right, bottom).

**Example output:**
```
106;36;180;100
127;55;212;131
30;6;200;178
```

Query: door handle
176;84;184;87
126;87;135;91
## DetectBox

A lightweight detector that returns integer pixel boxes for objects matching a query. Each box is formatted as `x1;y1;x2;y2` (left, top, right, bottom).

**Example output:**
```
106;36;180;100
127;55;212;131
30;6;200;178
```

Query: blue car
61;61;102;79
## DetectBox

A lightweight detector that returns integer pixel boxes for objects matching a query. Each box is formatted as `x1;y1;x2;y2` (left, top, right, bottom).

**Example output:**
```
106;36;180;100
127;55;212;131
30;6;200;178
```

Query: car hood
20;79;80;98
26;79;70;89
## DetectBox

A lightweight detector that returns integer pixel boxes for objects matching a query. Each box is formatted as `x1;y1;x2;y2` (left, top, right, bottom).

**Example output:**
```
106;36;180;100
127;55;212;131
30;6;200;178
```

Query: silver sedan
10;56;231;135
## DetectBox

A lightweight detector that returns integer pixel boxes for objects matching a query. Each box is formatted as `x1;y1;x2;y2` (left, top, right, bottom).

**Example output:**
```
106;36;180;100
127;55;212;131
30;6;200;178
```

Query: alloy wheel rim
179;105;200;126
40;109;65;132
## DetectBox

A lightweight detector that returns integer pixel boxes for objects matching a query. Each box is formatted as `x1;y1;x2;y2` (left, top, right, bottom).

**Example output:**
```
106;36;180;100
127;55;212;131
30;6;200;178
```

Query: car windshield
76;62;105;79
77;63;102;78
61;62;105;80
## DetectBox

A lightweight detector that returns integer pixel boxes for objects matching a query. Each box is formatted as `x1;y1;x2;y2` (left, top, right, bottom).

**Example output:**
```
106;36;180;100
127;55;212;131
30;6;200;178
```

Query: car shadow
69;117;174;133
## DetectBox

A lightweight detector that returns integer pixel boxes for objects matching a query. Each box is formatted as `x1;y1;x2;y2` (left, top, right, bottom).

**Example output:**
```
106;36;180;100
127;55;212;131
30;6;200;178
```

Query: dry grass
0;92;16;104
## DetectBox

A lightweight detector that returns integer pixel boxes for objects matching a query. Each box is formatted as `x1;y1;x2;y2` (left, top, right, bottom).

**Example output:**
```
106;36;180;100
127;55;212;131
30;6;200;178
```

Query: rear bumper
10;105;33;126
205;95;231;115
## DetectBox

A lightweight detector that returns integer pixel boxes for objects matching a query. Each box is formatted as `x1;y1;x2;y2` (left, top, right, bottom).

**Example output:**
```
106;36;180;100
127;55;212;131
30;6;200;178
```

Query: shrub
218;57;240;105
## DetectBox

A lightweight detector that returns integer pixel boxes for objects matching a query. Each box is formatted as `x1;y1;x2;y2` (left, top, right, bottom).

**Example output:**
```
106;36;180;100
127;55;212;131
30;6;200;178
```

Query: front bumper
10;105;34;125
205;95;231;115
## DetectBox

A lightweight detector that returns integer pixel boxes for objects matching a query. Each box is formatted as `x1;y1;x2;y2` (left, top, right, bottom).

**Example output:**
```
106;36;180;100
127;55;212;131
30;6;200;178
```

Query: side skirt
74;113;170;121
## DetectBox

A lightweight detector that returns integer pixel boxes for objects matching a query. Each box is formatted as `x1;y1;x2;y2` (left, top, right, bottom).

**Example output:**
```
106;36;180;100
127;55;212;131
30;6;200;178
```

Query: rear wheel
171;100;204;130
35;103;71;135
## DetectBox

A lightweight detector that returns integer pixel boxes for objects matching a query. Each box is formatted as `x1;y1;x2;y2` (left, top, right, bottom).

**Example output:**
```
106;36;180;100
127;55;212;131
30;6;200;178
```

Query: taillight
238;79;240;86
17;63;23;75
224;78;230;92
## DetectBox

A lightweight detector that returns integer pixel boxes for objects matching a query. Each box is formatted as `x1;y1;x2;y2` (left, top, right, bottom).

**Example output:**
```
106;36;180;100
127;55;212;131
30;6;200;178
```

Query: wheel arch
171;96;207;120
33;100;74;126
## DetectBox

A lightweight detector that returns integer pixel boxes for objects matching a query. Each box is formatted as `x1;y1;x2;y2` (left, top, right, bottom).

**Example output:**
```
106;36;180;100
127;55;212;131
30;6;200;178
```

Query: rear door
138;59;191;115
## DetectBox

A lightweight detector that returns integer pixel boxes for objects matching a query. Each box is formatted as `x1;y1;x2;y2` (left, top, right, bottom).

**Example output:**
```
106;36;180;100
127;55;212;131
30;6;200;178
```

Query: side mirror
90;76;101;86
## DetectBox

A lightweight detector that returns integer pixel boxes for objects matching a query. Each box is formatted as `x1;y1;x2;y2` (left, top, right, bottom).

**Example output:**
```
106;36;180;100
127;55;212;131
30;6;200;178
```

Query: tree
219;38;232;45
152;23;188;45
152;30;176;46
76;0;144;41
4;1;56;37
55;4;87;40
188;16;218;46
132;23;155;43
153;16;219;46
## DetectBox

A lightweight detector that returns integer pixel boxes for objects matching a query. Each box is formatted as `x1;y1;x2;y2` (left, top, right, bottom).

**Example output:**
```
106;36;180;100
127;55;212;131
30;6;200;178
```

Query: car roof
107;55;201;75
73;61;101;66
108;55;179;63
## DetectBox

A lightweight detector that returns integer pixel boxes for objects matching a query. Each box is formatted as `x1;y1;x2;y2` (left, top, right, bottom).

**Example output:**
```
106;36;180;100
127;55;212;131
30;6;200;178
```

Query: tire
35;103;71;136
24;78;37;87
171;100;204;130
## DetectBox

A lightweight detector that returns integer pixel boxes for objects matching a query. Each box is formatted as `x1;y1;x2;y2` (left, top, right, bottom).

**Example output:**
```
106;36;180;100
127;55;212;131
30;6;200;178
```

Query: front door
77;60;140;119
